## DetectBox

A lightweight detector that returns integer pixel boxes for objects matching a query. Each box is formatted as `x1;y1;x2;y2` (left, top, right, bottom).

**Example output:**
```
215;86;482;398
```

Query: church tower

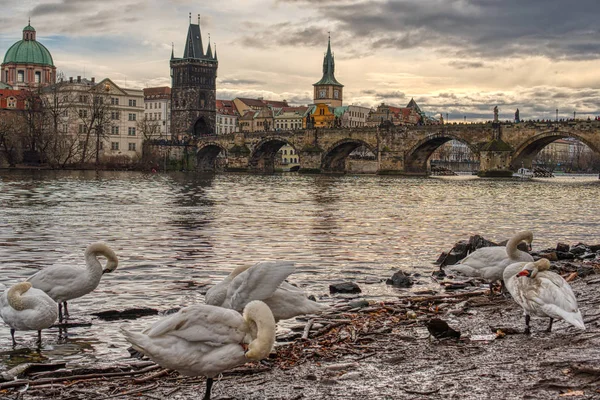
170;13;218;138
313;35;343;107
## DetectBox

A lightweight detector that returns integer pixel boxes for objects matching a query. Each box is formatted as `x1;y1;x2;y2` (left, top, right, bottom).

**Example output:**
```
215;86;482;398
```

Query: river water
0;170;599;371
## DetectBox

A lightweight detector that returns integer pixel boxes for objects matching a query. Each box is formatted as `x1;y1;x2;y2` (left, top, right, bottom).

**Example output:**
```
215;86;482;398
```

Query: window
79;109;88;118
284;158;288;163
7;97;16;108
111;97;119;105
35;71;41;83
128;143;136;151
111;126;119;135
284;150;287;155
129;99;137;107
99;141;103;150
145;103;147;109
158;102;161;109
128;127;136;136
79;95;88;103
17;70;24;82
111;142;119;150
111;111;120;120
63;124;68;134
79;124;85;133
128;113;137;121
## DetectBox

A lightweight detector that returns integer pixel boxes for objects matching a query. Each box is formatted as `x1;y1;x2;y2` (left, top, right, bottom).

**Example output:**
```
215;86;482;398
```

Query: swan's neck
243;301;276;361
85;244;118;276
7;283;34;311
85;252;105;280
230;264;252;280
506;232;531;259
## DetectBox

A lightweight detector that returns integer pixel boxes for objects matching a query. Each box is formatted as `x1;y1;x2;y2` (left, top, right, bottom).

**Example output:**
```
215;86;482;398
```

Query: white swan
0;282;58;345
205;261;328;321
121;300;275;400
27;242;118;321
446;231;534;292
503;258;585;334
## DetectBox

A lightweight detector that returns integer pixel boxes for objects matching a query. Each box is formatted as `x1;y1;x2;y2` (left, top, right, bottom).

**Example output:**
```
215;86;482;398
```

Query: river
0;170;599;370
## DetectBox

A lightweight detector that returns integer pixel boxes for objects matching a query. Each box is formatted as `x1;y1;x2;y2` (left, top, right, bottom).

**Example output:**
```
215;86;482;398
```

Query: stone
577;266;596;278
557;251;575;260
570;244;589;255
348;299;370;309
386;271;413;288
329;282;361;294
556;242;570;253
538;252;558;262
589;244;600;252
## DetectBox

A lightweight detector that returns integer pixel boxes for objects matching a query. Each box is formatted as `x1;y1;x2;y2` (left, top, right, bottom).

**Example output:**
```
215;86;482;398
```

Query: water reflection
0;170;599;370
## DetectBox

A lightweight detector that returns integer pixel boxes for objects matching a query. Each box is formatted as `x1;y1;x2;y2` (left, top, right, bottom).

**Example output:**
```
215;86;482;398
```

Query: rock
570;244;589;255
538;252;558;262
434;251;448;265
92;308;159;321
426;318;461;340
329;282;361;294
557;251;575;260
431;269;446;279
469;235;498;250
304;374;318;381
325;362;358;371
338;371;362;381
589;244;600;252
556;242;570;252
348;299;370;309
577;266;596;278
386;270;413;288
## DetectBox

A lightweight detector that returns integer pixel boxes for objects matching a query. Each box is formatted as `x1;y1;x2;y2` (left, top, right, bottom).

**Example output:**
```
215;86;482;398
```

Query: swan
503;258;585;334
205;261;328;321
27;242;118;321
446;231;534;293
0;282;58;345
121;300;275;400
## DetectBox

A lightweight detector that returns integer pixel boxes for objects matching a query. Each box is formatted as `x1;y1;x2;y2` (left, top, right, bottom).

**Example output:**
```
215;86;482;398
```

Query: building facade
274;107;307;130
143;87;171;140
170;15;218;139
313;36;343;107
233;97;289;117
341;105;370;128
216;99;239;135
43;76;144;163
1;22;56;90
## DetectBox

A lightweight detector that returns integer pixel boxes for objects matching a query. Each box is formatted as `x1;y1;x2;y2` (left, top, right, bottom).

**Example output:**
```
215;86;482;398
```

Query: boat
513;167;534;179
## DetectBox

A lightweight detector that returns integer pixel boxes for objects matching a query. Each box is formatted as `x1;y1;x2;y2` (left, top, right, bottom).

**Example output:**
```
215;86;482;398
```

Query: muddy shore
2;263;600;399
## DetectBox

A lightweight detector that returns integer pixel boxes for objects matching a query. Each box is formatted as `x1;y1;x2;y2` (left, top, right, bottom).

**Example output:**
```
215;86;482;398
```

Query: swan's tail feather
120;327;149;354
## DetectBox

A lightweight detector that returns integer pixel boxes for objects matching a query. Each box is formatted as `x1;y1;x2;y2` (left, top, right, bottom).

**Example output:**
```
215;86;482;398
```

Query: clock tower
313;35;343;107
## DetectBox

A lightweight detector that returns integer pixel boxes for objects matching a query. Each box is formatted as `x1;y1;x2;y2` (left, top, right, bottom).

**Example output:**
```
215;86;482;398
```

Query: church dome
2;24;54;66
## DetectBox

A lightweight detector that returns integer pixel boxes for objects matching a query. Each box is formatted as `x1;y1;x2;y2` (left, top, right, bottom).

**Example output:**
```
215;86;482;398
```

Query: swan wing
144;304;247;346
204;276;232;306
265;285;328;321
27;265;94;300
226;261;295;312
458;247;509;269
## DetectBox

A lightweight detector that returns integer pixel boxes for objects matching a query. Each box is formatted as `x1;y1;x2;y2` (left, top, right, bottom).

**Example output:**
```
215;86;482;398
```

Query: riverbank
3;259;600;400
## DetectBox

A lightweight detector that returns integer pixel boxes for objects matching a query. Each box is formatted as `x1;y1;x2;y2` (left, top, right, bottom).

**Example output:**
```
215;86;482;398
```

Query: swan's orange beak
241;343;249;352
517;270;531;277
102;269;114;275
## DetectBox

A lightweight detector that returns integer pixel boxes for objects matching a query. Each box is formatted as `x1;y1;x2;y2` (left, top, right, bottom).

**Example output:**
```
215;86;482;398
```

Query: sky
2;0;600;121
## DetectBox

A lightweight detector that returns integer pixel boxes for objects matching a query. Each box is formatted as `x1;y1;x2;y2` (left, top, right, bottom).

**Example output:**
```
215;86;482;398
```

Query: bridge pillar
377;150;406;175
477;139;513;177
226;133;251;172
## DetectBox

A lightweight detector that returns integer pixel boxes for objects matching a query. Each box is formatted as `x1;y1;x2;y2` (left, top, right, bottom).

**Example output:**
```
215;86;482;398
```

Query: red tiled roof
0;89;27;110
143;87;171;99
216;99;239;116
237;97;289;108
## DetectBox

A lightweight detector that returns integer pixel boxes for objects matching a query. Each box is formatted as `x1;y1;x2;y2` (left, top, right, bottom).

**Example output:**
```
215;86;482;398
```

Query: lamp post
574;111;576;120
446;113;449;124
556;108;558;122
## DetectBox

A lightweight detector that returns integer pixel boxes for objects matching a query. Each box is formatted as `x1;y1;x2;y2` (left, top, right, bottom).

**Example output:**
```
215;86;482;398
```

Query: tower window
17;70;24;82
35;71;41;83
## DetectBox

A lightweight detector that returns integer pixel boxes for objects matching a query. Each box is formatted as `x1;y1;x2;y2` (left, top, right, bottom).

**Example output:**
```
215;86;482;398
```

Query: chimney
77;76;81;83
69;77;73;83
91;77;95;83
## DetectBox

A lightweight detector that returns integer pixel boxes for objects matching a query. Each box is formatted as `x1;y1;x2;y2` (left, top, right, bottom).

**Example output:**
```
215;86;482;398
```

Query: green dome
3;30;54;67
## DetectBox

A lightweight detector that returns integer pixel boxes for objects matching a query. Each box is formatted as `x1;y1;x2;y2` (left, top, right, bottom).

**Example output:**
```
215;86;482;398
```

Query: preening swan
205;261;328;321
503;258;585;334
0;282;58;345
121;300;275;400
446;231;534;293
27;242;118;321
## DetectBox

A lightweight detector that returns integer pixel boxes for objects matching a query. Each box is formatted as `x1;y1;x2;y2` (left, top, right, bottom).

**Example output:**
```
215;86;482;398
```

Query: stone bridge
194;121;600;176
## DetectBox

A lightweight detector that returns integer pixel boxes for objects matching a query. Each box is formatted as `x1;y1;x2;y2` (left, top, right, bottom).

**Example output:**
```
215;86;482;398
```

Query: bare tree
75;84;114;167
0;111;25;167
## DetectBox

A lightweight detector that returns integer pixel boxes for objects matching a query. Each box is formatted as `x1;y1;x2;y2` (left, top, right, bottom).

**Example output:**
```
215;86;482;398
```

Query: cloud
219;78;266;86
448;60;486;70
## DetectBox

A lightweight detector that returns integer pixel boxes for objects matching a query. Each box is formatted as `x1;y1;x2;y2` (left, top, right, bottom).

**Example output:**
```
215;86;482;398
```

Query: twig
437;365;477;375
164;386;181;397
99;383;159;399
133;368;170;384
402;387;441;395
302;319;315;340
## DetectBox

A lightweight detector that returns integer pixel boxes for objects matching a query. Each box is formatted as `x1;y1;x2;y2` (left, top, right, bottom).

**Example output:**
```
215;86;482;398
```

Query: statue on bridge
515;108;520;123
493;106;499;122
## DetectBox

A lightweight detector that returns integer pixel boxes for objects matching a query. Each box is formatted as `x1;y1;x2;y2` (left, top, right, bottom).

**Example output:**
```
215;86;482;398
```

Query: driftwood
0;364;161;390
0;362;66;382
302;319;315;340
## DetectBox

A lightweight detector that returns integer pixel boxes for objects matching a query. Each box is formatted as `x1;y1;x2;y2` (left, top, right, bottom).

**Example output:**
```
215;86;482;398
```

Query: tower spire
214;43;217;60
206;33;213;58
171;42;174;59
183;12;204;58
189;12;191;25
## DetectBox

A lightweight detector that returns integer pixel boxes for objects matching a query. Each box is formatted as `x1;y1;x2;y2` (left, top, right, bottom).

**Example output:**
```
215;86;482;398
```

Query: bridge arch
405;132;479;173
321;139;377;173
249;135;298;173
511;129;600;170
197;143;226;172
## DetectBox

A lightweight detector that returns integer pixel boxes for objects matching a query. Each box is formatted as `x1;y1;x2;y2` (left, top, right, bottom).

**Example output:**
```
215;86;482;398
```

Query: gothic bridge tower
170;14;218;138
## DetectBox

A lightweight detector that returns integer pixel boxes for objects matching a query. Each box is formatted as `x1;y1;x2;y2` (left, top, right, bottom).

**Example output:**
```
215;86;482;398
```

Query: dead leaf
560;390;585;397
